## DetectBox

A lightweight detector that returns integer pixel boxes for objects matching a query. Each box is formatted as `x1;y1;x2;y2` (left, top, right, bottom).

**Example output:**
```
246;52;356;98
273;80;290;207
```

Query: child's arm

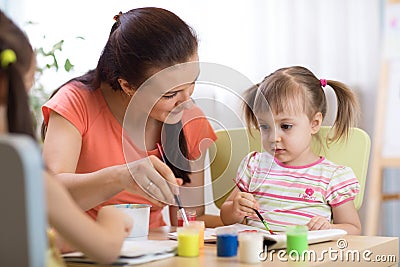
220;187;259;225
331;201;361;234
307;201;361;235
46;172;133;264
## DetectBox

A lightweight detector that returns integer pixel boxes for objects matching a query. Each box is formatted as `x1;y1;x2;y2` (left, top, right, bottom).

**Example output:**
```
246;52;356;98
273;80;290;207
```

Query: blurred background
1;0;399;237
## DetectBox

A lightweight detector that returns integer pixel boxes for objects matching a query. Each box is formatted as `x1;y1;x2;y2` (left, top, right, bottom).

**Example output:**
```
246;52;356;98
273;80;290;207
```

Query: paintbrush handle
179;208;189;225
253;209;268;228
158;143;189;224
253;208;275;234
174;194;189;225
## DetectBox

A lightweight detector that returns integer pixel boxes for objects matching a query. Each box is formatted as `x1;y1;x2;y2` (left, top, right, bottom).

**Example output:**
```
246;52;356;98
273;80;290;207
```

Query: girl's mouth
273;148;285;155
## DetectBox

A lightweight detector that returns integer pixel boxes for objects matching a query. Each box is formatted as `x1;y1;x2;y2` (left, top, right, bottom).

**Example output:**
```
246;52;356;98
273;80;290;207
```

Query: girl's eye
163;92;178;99
281;124;292;130
259;124;270;131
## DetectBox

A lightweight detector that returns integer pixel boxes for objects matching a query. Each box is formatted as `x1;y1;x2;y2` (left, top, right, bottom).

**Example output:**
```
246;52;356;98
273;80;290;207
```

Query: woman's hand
118;155;179;207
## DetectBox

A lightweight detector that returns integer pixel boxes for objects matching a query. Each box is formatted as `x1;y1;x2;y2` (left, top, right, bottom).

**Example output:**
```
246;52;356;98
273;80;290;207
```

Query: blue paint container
216;226;238;257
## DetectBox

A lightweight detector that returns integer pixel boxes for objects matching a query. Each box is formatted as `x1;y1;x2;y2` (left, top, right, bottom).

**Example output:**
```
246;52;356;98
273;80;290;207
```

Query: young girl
0;10;132;265
220;66;362;235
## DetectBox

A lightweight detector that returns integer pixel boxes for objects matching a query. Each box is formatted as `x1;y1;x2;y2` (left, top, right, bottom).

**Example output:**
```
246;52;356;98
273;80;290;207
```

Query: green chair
208;126;371;210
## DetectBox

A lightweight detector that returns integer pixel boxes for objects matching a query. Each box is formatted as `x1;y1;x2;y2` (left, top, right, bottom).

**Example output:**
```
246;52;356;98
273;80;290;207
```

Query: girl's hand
307;216;332;231
232;191;259;217
97;206;133;238
119;155;179;207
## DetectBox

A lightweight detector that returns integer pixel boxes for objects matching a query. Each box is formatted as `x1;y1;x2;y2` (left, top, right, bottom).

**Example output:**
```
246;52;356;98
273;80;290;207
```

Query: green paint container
286;225;308;259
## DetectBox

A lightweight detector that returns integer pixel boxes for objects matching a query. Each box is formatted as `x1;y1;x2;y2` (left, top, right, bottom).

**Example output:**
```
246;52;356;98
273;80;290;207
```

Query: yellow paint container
177;226;200;257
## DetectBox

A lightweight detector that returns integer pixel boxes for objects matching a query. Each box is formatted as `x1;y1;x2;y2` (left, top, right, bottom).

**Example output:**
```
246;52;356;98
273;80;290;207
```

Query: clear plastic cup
177;209;196;226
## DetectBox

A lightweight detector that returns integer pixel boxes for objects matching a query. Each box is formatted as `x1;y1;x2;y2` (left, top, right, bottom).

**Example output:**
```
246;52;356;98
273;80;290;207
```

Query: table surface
66;226;399;267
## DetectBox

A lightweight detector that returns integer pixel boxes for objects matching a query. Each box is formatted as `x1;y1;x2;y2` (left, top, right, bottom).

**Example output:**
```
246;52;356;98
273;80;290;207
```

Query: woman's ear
311;112;323;134
117;78;135;96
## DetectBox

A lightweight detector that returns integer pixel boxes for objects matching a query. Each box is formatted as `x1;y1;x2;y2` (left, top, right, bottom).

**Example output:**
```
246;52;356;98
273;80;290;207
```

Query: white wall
15;1;381;137
8;0;387;227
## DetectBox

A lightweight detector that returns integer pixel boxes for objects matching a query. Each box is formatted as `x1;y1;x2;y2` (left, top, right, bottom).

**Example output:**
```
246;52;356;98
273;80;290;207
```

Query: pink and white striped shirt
236;152;360;232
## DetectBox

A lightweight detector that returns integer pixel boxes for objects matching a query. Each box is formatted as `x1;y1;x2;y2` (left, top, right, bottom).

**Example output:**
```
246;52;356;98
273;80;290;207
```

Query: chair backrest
208;126;371;210
0;135;47;267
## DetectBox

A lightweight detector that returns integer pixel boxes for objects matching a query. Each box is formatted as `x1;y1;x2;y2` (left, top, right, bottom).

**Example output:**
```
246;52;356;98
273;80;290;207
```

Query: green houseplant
30;39;74;128
27;21;84;136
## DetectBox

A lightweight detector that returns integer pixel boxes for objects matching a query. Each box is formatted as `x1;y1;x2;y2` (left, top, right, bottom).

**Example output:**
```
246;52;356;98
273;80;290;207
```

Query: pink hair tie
320;79;327;87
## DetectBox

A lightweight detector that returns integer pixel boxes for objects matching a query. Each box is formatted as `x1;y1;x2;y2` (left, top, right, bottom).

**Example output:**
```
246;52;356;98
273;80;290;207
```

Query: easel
364;0;400;236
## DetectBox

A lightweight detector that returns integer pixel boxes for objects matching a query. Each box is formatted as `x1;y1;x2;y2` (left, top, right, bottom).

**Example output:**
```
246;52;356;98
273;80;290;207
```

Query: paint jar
186;221;205;248
114;204;151;238
177;209;196;226
216;225;238;257
177;225;200;257
238;232;264;264
286;225;308;259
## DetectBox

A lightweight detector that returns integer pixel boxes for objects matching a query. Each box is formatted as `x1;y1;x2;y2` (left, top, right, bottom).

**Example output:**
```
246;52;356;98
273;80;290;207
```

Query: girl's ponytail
242;83;260;134
327;80;360;142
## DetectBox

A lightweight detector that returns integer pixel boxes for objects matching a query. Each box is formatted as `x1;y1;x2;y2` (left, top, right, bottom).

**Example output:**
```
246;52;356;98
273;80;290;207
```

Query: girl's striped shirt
236;152;360;232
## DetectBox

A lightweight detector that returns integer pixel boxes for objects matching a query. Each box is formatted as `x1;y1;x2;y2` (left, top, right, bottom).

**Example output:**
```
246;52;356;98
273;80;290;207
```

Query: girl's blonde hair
243;66;360;142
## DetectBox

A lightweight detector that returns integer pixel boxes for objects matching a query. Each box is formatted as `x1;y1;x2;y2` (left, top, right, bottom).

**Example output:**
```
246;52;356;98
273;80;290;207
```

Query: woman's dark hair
42;7;198;183
0;10;35;139
162;122;191;183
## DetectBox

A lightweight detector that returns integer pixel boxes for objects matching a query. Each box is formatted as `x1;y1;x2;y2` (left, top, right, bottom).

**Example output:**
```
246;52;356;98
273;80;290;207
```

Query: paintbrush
156;143;189;225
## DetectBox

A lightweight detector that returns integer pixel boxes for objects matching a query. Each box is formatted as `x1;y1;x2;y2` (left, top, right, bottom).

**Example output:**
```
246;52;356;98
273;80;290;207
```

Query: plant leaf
52;40;64;53
64;59;74;72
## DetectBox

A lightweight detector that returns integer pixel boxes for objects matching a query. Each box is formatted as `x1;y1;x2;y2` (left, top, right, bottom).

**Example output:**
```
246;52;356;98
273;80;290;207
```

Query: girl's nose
268;128;281;143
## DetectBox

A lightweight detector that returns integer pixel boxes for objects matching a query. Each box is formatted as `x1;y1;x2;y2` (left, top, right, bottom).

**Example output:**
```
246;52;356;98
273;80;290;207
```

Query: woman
0;9;131;264
42;7;221;227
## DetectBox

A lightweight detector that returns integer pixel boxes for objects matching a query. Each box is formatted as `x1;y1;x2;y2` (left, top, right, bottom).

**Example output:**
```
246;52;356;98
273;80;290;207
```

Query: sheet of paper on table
63;240;177;266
